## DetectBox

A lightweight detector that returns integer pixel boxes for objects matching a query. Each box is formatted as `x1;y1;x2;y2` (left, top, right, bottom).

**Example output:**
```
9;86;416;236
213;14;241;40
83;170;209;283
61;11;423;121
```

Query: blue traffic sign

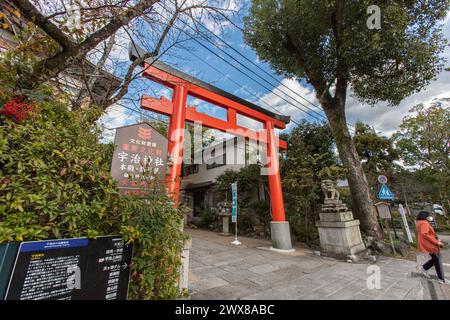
378;184;394;200
377;175;388;184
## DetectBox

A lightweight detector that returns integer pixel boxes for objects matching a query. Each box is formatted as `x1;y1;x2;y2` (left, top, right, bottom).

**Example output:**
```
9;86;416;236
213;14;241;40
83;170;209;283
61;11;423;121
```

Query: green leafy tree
214;164;271;234
393;98;450;214
243;0;448;237
393;99;449;170
354;121;399;194
280;121;343;243
214;164;267;197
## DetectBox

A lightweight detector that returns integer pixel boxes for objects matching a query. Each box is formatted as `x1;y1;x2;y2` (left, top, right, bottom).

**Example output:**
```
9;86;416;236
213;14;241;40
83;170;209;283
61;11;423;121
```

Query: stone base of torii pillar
270;221;294;252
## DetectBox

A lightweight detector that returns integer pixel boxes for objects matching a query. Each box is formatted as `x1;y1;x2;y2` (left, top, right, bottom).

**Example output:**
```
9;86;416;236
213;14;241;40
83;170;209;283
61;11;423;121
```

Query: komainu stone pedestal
316;190;365;257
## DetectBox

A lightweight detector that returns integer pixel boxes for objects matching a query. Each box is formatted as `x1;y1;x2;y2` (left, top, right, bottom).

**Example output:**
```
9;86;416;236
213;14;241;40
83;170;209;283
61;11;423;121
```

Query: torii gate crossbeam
130;45;293;251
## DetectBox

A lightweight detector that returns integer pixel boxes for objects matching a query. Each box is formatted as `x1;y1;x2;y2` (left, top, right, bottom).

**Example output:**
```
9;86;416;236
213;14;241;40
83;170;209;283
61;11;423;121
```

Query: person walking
416;211;447;284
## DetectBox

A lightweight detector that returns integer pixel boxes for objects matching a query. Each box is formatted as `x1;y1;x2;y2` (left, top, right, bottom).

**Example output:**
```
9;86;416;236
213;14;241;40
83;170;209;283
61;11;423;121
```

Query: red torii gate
130;45;293;251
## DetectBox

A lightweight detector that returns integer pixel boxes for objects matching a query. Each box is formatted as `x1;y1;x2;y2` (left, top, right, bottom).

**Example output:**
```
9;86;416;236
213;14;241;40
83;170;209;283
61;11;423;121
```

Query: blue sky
99;2;450;142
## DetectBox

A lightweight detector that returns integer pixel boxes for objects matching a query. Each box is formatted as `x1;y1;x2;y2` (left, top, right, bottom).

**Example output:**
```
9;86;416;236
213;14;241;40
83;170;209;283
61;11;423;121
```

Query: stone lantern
217;201;231;235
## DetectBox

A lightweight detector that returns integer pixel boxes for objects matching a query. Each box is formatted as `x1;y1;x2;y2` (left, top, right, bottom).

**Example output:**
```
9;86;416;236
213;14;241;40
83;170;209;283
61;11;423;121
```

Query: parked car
433;204;445;216
413;202;446;216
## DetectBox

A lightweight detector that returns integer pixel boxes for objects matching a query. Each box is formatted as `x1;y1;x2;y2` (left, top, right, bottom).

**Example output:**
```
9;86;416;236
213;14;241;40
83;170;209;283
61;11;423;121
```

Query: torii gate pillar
166;85;187;207
266;120;293;251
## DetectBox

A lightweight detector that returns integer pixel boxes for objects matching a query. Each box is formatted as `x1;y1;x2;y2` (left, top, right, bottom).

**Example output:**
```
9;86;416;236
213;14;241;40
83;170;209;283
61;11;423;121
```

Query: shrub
237;209;259;234
0;95;119;241
241;200;271;235
0;80;186;299
435;215;450;233
121;194;187;300
195;205;216;229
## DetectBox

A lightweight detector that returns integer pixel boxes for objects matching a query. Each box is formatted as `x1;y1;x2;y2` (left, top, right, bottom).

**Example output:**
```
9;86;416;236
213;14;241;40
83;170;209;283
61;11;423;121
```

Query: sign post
377;175;388;184
375;202;397;255
399;204;413;243
231;182;241;246
376;176;397;253
387;204;399;239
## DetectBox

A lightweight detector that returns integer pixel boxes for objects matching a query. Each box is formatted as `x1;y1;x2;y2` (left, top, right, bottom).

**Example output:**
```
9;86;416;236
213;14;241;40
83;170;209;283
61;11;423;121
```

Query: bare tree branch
10;0;240;125
73;33;117;109
14;0;160;88
13;0;76;51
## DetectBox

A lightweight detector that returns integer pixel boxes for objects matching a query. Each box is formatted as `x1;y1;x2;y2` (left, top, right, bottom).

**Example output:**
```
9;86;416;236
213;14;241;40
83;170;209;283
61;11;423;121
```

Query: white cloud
443;11;450;24
196;0;242;35
97;103;139;143
153;0;241;37
257;78;323;130
346;19;450;137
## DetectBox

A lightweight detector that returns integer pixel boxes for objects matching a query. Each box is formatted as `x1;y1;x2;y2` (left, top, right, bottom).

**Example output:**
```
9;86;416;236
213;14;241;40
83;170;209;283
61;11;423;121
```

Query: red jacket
416;220;440;254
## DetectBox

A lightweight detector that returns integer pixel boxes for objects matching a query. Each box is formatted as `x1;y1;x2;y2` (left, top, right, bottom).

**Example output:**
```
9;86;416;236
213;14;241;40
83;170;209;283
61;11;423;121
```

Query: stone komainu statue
321;179;340;200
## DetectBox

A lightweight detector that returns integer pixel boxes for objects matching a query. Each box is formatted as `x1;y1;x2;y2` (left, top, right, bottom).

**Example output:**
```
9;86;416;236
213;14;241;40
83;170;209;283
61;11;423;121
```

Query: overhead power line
176;2;328;116
187;49;302;127
155;3;335;129
159;2;358;133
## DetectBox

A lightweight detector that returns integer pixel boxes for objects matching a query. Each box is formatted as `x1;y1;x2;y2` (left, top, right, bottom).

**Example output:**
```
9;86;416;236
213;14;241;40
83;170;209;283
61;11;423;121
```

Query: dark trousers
423;253;444;280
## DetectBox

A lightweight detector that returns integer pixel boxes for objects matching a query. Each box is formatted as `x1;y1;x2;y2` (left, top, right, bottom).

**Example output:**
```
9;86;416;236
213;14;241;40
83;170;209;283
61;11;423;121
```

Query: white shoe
438;279;449;285
418;266;431;279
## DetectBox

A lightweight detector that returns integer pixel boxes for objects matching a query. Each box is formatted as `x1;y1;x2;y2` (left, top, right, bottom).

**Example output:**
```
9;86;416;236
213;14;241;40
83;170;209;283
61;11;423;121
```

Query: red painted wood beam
141;95;287;150
141;63;287;130
140;95;173;116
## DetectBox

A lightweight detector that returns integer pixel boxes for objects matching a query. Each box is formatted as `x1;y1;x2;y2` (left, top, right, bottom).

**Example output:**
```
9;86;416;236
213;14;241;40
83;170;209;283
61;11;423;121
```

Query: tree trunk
322;99;382;239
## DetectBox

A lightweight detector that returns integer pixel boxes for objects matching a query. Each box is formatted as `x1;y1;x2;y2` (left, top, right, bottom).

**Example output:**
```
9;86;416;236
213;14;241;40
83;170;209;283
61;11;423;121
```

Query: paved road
187;228;436;300
438;233;450;298
438;234;450;272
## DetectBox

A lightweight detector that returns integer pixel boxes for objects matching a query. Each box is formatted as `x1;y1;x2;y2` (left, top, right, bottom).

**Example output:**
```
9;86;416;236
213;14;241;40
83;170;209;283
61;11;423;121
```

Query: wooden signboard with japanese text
375;202;392;219
111;123;168;196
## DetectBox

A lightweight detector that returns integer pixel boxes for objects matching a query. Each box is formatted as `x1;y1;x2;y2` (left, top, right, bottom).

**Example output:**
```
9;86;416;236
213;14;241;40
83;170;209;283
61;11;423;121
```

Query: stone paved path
437;233;450;299
187;228;447;300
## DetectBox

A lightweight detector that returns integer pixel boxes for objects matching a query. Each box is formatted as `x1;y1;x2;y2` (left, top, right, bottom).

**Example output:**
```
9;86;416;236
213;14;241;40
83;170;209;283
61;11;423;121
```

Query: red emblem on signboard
138;127;152;140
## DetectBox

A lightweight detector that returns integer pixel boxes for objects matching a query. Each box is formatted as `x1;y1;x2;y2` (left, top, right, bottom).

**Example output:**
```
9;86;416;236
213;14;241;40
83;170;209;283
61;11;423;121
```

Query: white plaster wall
180;138;267;189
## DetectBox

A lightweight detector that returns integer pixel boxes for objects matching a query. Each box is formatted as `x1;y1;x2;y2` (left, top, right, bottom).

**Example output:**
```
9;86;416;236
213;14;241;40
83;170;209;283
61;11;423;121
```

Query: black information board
5;236;132;300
